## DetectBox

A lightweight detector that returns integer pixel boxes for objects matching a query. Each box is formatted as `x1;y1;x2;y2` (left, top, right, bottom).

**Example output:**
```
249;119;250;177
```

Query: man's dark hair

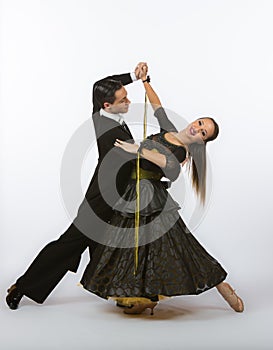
92;79;123;113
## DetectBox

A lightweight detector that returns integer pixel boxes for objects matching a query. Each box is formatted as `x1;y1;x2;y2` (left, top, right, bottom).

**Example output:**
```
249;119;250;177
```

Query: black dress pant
16;223;97;303
14;191;113;304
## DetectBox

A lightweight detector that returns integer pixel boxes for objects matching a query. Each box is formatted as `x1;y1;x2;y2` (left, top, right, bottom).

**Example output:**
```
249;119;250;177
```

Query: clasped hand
134;62;148;80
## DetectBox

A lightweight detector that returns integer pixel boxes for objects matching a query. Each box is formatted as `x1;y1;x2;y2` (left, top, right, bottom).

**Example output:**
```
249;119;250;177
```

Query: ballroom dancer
80;67;244;315
6;62;148;310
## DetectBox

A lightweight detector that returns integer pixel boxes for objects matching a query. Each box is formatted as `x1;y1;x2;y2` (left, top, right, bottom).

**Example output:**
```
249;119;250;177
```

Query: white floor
1;269;272;350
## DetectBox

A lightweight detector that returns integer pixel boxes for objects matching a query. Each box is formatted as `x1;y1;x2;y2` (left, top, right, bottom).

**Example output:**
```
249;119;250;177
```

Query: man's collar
99;109;124;124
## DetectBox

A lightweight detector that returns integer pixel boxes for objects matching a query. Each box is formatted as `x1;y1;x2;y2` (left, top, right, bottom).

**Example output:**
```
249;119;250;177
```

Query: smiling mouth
190;127;196;136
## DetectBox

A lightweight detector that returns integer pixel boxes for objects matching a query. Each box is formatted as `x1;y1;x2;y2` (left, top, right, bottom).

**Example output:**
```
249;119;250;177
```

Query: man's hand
134;62;148;79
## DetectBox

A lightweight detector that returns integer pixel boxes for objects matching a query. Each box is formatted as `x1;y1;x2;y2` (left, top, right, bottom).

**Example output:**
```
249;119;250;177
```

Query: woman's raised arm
140;68;177;132
142;79;162;111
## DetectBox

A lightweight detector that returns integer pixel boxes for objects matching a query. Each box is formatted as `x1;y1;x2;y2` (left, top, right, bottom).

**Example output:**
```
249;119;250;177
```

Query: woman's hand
134;62;148;80
139;65;148;81
114;139;139;154
115;139;167;168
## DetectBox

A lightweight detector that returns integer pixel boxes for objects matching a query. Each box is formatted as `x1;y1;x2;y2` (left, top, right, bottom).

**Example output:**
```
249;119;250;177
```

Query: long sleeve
154;107;178;133
163;148;185;181
99;73;133;86
138;139;185;182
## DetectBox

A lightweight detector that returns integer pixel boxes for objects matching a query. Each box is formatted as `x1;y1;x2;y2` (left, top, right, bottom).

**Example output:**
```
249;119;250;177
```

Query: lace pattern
138;132;186;182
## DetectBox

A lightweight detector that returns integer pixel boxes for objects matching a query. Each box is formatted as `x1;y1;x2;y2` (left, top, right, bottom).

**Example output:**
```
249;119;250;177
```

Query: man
6;62;147;309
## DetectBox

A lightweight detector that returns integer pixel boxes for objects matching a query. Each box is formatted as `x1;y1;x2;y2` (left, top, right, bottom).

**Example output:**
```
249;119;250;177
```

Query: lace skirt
80;179;227;302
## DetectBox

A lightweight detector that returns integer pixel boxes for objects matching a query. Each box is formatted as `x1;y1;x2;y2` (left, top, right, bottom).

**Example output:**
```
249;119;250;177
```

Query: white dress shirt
100;109;125;124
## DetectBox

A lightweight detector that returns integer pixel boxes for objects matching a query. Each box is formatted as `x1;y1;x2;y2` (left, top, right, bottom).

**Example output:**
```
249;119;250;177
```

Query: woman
80;69;244;315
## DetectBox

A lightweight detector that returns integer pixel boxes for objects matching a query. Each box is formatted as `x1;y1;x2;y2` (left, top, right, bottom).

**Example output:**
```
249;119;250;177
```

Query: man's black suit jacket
73;73;136;240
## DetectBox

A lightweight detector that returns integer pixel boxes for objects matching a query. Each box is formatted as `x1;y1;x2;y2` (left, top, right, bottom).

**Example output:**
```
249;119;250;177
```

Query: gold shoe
217;282;244;312
123;302;158;315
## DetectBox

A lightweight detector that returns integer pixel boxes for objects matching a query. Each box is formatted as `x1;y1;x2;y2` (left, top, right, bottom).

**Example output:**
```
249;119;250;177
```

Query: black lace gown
80;108;227;304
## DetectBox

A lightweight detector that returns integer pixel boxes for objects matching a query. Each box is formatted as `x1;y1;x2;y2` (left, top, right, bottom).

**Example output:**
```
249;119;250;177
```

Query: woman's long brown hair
187;118;219;204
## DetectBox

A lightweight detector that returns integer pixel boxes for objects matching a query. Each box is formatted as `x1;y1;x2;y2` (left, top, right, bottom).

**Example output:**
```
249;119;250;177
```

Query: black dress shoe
6;284;24;310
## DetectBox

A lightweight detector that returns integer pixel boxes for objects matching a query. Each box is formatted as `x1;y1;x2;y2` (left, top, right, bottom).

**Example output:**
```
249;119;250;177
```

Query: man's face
104;86;131;114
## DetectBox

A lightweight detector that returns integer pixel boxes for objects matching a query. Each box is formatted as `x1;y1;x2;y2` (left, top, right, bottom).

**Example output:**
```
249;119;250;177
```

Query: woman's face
185;118;215;143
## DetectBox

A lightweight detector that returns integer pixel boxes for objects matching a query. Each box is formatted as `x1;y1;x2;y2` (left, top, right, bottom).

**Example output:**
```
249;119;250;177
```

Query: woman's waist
130;168;162;180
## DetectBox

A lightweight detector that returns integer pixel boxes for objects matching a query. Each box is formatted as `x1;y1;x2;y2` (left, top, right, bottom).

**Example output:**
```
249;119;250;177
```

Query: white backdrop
1;1;273;349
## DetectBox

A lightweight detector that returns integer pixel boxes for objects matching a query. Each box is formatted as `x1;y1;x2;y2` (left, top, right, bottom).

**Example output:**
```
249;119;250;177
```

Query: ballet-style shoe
6;284;24;310
217;282;244;312
123;302;158;315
